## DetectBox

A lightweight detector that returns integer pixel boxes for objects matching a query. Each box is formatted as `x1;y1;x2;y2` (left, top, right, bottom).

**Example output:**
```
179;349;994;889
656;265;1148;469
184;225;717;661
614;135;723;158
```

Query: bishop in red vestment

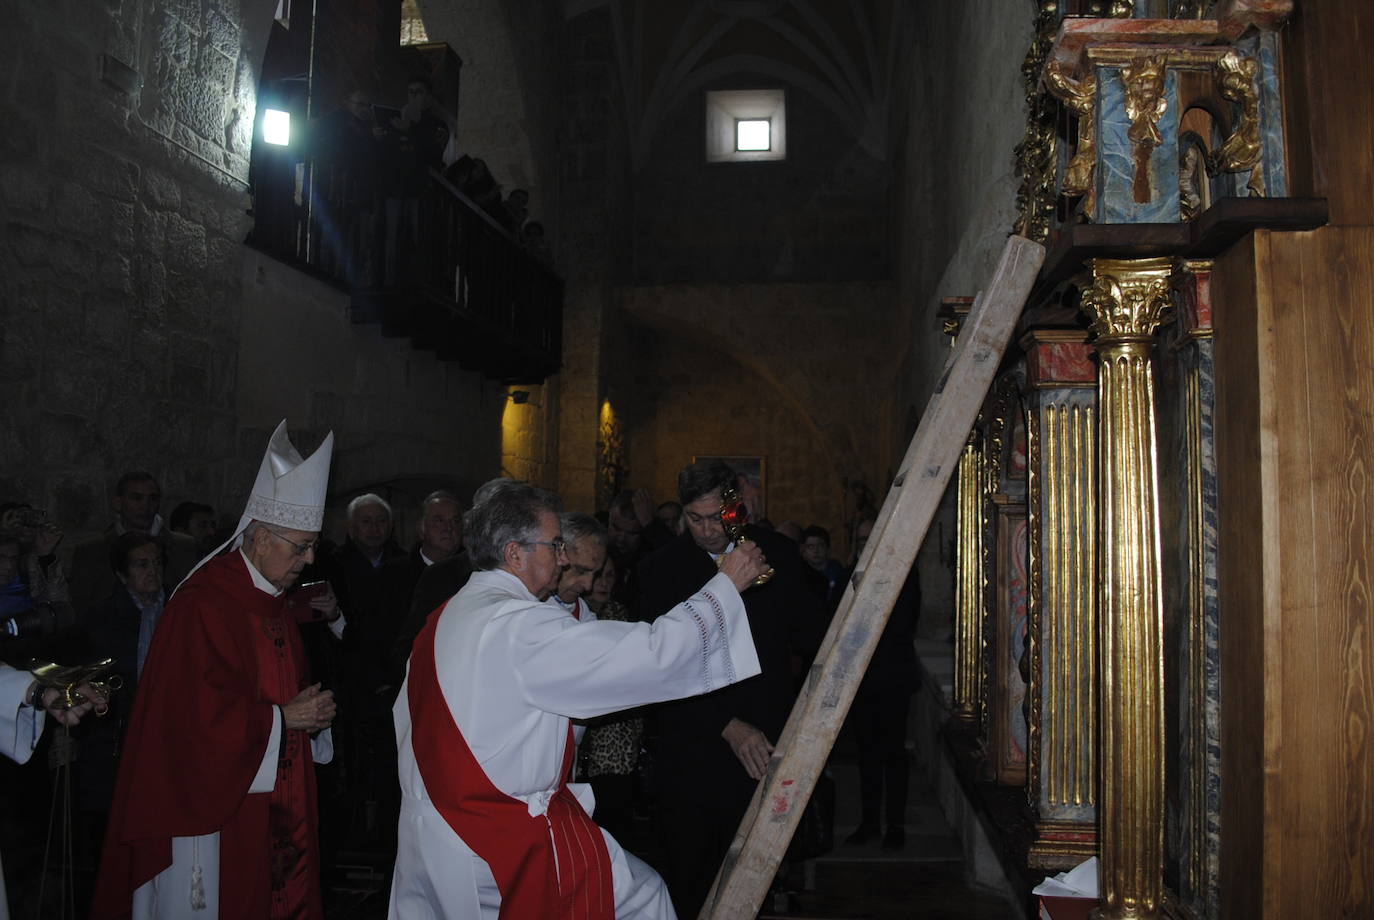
92;421;338;920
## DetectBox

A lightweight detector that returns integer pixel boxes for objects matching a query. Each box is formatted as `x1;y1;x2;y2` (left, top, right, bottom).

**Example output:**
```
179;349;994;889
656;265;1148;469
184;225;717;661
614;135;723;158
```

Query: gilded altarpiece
992;3;1304;917
1022;329;1100;869
953;431;986;728
985;374;1030;786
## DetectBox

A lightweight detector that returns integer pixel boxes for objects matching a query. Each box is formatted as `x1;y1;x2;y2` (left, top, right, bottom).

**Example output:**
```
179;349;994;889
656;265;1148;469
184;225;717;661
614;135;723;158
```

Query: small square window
736;119;771;152
706;89;785;163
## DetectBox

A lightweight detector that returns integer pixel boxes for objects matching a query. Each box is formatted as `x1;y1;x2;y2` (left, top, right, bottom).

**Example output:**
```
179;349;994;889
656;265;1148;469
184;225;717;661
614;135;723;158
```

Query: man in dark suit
355;490;464;845
371;490;464;696
636;460;823;919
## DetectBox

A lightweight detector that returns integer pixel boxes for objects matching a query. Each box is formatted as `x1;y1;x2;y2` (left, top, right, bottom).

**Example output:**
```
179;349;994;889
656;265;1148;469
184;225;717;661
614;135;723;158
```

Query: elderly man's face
683;490;730;556
508;509;567;600
419;499;462;560
248;526;319;591
557;538;607;605
349;502;392;553
114;479;161;532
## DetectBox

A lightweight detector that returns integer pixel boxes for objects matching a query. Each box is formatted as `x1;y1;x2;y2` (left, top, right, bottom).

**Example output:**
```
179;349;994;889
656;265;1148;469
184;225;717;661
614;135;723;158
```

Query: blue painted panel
1096;65;1182;223
1254;32;1288;197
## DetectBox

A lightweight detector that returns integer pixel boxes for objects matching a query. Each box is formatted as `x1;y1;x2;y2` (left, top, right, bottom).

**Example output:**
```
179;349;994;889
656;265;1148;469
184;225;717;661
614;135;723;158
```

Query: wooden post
700;235;1045;920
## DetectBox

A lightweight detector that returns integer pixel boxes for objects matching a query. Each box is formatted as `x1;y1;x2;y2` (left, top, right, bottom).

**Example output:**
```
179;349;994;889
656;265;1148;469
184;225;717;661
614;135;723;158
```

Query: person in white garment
0;663;101;920
389;480;769;920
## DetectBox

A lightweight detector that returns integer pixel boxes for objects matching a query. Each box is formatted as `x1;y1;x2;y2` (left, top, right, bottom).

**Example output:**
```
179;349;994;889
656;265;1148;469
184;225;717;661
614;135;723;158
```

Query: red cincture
408;613;614;919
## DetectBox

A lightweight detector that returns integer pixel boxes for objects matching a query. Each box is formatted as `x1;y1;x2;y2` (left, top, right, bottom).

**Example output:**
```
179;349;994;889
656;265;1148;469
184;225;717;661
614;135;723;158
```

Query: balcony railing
248;148;562;384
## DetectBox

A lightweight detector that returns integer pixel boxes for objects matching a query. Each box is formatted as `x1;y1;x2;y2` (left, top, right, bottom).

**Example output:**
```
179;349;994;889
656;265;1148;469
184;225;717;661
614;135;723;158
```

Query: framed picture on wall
692;455;766;520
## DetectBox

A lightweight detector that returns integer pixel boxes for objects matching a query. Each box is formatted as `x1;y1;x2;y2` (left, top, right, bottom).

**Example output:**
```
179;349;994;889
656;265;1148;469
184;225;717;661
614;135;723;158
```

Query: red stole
408;609;614;919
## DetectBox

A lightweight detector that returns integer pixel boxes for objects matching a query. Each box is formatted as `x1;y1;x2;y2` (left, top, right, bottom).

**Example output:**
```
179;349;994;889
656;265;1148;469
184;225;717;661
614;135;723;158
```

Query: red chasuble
91;552;323;920
408;609;614;919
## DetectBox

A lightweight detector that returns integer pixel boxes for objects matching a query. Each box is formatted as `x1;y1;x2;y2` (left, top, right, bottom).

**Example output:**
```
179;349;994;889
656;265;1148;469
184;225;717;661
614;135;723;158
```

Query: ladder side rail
701;235;1045;920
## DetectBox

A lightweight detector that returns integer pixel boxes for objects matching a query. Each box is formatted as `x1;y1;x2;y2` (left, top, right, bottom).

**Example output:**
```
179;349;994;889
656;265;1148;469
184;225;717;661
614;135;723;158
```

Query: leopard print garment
579;600;645;778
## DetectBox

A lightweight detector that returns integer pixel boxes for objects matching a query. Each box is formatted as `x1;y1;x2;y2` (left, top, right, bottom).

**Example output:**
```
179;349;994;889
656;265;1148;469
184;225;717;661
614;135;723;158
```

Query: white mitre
243;420;334;531
176;420;335;591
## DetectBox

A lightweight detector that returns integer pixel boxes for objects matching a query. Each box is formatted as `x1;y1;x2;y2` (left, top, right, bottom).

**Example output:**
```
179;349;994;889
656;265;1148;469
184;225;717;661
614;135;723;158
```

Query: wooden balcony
247;152;562;384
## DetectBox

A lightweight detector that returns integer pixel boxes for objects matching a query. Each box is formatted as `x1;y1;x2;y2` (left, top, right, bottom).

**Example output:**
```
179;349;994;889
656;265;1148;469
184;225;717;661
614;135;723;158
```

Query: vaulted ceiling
563;0;916;165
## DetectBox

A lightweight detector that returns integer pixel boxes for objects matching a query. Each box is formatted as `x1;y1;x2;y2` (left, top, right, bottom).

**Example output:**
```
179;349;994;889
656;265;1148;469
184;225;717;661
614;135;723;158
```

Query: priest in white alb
388;480;769;919
92;421;340;920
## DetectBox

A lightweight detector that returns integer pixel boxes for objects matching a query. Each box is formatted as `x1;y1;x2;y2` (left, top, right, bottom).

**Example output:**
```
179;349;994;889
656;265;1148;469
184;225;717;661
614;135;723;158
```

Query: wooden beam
700;234;1046;919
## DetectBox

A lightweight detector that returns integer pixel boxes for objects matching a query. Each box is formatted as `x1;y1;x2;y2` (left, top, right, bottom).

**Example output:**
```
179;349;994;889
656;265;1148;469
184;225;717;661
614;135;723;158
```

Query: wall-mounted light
262;109;291;146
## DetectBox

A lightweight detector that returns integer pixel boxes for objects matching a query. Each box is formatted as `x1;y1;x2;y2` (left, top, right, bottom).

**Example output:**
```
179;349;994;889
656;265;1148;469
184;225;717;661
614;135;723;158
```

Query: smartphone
293;580;330;604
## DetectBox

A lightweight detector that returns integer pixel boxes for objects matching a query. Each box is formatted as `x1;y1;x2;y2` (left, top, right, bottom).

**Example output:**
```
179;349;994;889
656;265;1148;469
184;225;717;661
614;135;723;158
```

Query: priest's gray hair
465;480;563;571
559;512;606;553
347;493;391;521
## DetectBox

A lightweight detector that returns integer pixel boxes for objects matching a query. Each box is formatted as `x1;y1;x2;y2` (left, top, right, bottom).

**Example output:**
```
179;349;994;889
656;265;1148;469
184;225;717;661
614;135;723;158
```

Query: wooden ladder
701;234;1046;919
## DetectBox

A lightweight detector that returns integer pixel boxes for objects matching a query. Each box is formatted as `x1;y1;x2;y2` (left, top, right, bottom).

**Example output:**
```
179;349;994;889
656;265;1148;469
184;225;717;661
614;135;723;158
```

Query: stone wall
632;76;891;284
236;251;522;539
420;0;564;227
614;281;896;561
888;0;1034;633
0;0;565;553
556;8;634;513
0;0;264;540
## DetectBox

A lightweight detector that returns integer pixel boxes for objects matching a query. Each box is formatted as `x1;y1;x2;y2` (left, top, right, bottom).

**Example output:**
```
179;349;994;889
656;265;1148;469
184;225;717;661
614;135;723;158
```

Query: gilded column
953;430;986;726
1079;257;1173;919
1022;329;1100;869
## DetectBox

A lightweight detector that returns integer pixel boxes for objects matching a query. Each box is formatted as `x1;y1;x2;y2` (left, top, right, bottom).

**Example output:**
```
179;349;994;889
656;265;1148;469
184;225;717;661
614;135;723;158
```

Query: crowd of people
0;422;920;918
308;74;551;291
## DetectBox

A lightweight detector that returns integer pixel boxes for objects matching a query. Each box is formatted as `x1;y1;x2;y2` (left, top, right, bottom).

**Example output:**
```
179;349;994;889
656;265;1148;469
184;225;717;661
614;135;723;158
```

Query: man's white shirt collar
240;548;284;597
707;540;737;563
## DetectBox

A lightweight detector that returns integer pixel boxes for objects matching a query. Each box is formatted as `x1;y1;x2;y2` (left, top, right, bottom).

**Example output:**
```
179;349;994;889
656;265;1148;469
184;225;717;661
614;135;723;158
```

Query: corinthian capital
1080;258;1175;344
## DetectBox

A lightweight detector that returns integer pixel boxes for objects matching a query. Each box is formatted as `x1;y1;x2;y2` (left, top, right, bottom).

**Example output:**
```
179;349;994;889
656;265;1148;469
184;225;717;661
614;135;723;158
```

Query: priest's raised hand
718;540;769;591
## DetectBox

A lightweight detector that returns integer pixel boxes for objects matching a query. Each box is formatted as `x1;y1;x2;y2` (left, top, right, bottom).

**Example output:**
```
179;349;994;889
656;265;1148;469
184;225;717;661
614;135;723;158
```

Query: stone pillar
1022;329;1100;870
952;431;986;727
1079;257;1173;920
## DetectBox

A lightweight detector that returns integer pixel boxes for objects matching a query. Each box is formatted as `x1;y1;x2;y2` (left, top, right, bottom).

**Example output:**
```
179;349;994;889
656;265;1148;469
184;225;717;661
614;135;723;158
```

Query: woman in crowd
577;555;645;842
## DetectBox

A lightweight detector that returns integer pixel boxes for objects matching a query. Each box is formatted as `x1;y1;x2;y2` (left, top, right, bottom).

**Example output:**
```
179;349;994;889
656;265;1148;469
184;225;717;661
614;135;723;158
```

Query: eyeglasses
266;529;320;557
520;538;566;555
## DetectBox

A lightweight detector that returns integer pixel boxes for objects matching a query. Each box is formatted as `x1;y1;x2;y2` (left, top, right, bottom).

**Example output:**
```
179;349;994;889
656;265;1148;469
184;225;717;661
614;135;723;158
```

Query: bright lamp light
263;109;291;146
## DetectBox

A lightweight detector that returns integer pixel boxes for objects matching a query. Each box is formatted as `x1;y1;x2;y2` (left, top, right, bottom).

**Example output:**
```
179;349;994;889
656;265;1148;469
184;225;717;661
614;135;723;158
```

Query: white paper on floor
1031;856;1098;898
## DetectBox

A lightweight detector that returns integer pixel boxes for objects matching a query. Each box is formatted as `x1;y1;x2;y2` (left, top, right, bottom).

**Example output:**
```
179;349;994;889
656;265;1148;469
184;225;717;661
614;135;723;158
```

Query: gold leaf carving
1213;50;1266;197
1045;61;1099;217
1080;258;1175;343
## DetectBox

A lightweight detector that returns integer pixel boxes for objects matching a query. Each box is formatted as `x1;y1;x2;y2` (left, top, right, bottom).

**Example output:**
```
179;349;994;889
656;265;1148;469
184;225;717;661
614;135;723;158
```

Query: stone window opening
706;89;785;163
